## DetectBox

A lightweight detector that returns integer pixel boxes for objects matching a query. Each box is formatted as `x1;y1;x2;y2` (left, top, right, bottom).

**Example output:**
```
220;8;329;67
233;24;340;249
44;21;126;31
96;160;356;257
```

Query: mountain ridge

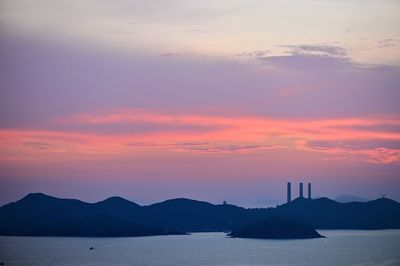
334;195;370;203
1;193;399;236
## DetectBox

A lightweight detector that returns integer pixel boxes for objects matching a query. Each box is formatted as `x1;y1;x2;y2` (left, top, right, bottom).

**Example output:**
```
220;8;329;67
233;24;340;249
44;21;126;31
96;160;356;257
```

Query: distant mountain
0;193;182;237
272;197;400;229
334;195;370;203
1;193;400;236
141;198;259;232
228;217;324;239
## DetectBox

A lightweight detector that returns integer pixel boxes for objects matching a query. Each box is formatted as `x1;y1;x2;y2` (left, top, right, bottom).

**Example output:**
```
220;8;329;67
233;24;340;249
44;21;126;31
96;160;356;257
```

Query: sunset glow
0;0;399;206
1;110;399;164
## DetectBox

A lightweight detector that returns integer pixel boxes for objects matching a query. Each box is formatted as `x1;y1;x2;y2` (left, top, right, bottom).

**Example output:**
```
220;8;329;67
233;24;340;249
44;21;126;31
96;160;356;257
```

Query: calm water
1;230;399;266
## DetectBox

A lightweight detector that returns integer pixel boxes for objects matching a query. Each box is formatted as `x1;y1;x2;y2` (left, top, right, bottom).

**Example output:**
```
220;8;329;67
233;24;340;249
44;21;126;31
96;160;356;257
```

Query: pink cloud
1;109;399;164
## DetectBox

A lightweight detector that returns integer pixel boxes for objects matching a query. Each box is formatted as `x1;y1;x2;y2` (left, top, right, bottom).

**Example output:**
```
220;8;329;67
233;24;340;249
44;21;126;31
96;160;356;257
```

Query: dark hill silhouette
0;213;182;237
93;196;141;220
0;193;399;236
334;195;369;203
228;217;324;239
95;196;140;209
271;197;400;229
141;198;256;231
0;193;181;237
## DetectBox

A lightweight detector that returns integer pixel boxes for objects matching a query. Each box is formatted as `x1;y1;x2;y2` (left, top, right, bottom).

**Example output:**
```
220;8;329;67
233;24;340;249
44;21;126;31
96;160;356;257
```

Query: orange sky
1;110;399;164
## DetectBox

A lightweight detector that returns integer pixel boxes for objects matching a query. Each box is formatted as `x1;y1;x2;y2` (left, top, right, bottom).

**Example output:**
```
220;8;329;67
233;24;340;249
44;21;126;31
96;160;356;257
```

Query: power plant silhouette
287;182;311;203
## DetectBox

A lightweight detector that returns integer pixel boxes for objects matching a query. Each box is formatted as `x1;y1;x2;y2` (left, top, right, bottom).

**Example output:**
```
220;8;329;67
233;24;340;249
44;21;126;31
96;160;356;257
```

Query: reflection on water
1;230;400;266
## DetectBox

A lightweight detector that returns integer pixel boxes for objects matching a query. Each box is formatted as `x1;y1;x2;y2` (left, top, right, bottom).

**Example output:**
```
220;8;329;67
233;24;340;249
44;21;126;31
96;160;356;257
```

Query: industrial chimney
308;182;311;199
299;182;304;198
287;182;291;203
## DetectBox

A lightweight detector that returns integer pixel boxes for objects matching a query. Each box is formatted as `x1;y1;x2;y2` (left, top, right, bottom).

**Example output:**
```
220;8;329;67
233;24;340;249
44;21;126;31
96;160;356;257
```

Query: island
0;193;399;237
227;217;324;239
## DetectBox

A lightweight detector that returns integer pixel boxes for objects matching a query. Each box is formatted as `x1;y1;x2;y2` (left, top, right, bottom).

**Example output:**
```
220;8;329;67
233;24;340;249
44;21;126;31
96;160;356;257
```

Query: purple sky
0;1;399;207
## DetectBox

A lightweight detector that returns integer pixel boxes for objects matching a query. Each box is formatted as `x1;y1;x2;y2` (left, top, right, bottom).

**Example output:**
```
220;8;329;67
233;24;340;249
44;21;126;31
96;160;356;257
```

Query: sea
1;230;399;266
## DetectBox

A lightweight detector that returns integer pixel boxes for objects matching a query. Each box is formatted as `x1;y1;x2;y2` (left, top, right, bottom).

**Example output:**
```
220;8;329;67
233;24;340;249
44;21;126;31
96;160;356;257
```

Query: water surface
1;230;399;266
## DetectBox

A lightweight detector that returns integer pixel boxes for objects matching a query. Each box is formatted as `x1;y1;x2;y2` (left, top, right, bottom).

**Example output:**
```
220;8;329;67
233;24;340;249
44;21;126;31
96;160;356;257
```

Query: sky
0;0;399;207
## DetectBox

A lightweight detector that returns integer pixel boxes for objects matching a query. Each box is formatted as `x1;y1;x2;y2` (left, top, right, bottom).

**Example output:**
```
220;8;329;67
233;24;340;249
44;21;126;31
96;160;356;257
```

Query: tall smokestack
287;182;291;203
308;182;311;199
299;182;304;198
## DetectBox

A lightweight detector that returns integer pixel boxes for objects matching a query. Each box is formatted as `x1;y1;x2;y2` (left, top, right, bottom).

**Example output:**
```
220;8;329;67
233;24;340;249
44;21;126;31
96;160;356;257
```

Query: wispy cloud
237;50;269;57
304;140;400;164
281;45;346;57
258;53;353;70
160;50;201;58
377;39;400;49
1;109;399;164
250;44;355;70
